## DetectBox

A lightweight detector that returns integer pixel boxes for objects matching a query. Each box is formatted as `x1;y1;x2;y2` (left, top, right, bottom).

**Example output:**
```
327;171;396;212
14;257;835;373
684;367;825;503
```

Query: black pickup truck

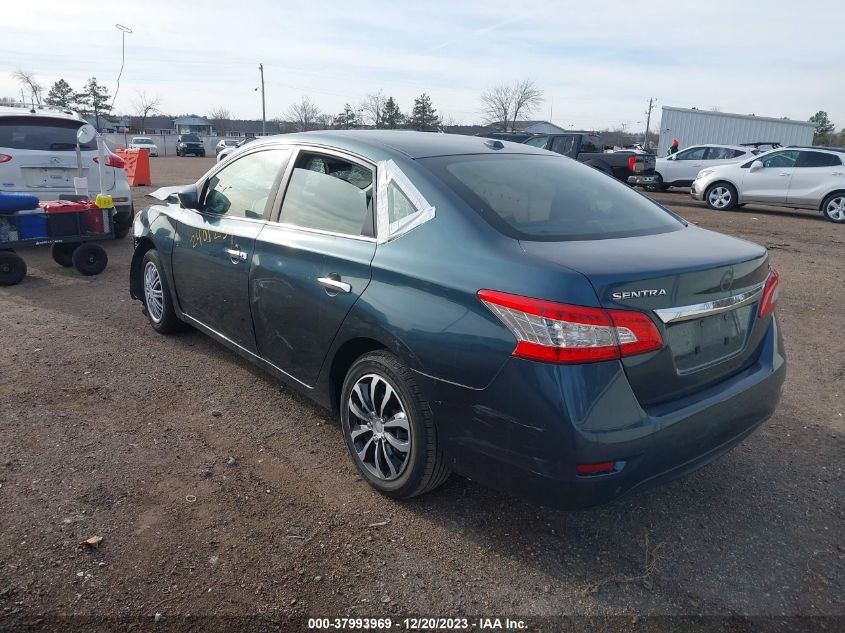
522;133;657;186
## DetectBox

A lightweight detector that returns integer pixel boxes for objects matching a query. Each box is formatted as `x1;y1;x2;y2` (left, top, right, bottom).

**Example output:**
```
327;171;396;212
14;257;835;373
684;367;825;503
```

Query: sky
2;0;843;133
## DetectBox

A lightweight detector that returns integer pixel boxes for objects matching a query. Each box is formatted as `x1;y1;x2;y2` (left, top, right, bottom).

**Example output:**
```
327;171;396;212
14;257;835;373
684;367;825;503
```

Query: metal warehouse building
657;106;815;156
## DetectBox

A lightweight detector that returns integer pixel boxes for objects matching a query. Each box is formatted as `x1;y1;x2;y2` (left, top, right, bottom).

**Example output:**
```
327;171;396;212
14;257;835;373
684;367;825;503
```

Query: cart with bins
0;193;114;286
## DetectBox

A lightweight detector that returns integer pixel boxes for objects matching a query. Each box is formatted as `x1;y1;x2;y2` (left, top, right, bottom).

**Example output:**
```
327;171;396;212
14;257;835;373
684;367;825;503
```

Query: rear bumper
417;317;785;509
628;174;658;186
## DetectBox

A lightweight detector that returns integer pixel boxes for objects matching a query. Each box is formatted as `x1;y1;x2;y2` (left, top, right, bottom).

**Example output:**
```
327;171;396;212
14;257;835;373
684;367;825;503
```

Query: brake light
0;153;12;163
93;154;125;169
628;155;637;172
477;290;663;364
758;266;780;317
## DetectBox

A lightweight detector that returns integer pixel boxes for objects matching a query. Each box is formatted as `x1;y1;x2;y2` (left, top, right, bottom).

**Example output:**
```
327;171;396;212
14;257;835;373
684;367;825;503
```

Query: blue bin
18;212;48;240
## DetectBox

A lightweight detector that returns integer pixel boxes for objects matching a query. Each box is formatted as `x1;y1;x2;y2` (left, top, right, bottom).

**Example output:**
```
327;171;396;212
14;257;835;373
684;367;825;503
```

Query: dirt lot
1;157;842;631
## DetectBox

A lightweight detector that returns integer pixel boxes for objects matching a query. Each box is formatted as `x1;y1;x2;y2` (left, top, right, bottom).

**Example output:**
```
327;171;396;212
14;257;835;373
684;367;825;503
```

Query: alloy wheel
347;373;411;481
708;186;733;209
825;196;845;222
143;260;164;323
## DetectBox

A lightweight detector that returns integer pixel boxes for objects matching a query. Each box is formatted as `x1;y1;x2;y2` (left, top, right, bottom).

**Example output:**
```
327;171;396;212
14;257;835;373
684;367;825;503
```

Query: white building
658;107;815;156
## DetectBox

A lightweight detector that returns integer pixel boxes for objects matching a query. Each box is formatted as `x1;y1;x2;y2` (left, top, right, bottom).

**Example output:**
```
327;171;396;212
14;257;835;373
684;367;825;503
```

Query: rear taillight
628;155;637;172
0;153;12;163
94;154;125;169
478;289;663;364
758;266;780;317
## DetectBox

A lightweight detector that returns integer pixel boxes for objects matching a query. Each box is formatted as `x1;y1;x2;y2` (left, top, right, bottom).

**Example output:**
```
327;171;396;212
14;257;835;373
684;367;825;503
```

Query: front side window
579;135;602;153
203;149;288;219
551;135;575;155
760;150;800;168
279;153;373;236
676;147;708;160
421;154;683;241
795;151;842;168
524;136;548;149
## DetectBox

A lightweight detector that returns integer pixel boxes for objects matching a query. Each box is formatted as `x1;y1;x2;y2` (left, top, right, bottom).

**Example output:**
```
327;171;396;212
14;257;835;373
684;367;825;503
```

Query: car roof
684;144;754;151
785;145;845;154
247;130;550;160
0;104;84;122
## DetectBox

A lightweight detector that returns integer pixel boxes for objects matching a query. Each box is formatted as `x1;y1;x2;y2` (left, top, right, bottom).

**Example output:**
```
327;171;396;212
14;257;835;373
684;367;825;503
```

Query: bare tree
314;113;335;130
286;96;321;132
510;79;543;130
479;79;543;131
208;106;232;136
361;90;387;128
12;70;43;105
133;91;162;133
479;84;514;130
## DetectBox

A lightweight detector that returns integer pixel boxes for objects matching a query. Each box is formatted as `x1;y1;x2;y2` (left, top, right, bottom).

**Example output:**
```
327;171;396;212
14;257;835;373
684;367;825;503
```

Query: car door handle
224;247;248;263
318;276;352;294
832;172;843;176
778;173;790;177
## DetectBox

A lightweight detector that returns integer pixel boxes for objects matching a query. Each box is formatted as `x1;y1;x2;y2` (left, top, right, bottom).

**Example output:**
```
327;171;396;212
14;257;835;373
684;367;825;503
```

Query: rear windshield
0;116;96;151
420;154;684;241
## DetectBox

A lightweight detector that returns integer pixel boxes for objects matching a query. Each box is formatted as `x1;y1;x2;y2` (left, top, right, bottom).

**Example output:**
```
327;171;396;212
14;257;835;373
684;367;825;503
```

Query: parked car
216;136;258;163
128;136;159;157
176;134;205;157
215;138;241;155
523;133;657;186
130;131;785;508
0;105;134;238
691;146;845;223
651;144;757;190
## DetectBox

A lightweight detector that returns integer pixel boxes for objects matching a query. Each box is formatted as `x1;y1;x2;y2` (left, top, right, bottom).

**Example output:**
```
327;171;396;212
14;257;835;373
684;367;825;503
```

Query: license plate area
23;168;77;188
666;305;754;374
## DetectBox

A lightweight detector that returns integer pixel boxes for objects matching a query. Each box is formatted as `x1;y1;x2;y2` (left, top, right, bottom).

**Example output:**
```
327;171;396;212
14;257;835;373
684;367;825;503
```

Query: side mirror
749;160;764;173
176;184;201;210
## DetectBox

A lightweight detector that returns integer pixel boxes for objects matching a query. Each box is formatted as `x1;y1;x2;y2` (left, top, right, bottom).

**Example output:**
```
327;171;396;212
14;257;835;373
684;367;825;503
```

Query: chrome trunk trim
654;282;766;324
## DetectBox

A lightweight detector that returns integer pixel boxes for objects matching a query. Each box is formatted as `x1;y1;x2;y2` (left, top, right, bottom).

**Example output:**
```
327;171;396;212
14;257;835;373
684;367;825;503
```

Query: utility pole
258;63;266;135
644;97;655;150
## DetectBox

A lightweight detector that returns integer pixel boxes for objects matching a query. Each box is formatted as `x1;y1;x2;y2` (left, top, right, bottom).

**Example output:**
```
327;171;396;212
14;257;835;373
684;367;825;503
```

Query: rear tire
821;192;845;223
646;174;666;192
0;251;26;286
113;222;131;239
72;243;108;276
141;249;184;334
51;243;78;268
705;182;738;210
341;351;450;499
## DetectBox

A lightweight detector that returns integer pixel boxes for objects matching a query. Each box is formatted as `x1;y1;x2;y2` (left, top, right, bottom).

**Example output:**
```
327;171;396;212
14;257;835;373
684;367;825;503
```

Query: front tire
72;243;108;276
821;193;845;223
341;351;449;499
141;249;184;334
0;251;26;286
705;182;738;210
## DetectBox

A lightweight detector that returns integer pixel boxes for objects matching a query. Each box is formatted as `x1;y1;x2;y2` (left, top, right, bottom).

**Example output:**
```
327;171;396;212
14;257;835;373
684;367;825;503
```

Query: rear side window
279;153;374;236
579;136;602;153
421;154;684;241
203;149;288;219
706;147;742;160
551;136;575;155
795;151;841;168
0;116;95;151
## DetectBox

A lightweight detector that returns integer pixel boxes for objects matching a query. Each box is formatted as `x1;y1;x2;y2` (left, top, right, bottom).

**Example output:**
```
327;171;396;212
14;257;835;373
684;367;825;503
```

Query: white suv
128;136;159;157
652;144;757;190
691;147;845;223
0;105;134;237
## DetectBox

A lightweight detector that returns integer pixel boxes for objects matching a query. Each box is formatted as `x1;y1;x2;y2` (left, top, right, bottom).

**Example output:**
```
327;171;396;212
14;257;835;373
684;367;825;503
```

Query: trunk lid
521;225;770;406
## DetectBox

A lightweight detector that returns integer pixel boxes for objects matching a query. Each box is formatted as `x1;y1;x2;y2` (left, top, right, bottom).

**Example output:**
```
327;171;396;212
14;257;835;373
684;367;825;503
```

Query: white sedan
128;137;158;157
691;146;845;223
652;144;756;190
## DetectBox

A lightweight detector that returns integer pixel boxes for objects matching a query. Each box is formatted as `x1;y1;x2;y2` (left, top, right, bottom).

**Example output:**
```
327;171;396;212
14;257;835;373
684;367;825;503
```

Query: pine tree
334;103;359;129
45;79;75;108
382;97;404;129
809;110;835;145
75;78;113;131
410;93;439;131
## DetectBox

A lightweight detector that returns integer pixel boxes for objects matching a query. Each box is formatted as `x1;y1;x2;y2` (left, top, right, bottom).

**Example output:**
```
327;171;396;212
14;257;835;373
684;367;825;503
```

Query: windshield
132;137;152;144
420;154;684;241
0;116;97;151
181;135;201;142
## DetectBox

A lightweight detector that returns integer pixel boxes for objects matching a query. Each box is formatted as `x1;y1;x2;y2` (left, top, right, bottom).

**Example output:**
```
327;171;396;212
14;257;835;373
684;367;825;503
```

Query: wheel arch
819;189;845;212
129;236;156;300
327;337;389;414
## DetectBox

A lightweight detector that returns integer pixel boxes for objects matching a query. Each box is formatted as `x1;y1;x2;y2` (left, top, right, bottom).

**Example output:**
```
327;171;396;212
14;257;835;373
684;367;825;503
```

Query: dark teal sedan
130;131;785;508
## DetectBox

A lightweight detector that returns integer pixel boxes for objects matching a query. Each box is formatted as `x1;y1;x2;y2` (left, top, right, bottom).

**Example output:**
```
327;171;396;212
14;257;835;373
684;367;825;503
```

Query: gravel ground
0;157;842;631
